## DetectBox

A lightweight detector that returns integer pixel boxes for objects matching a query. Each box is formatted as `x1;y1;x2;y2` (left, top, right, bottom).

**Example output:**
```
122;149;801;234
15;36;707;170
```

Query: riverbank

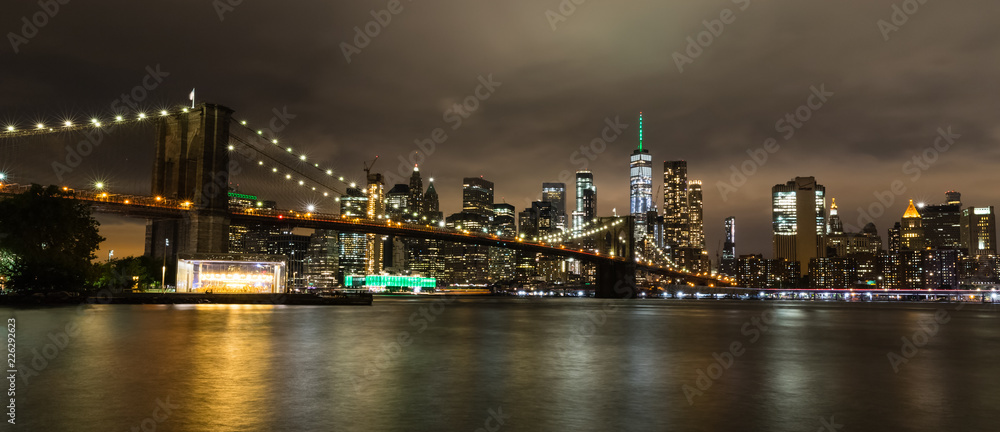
0;292;373;306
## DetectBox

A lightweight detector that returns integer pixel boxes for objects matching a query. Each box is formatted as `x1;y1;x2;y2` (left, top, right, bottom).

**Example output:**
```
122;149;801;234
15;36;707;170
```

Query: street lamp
162;239;170;292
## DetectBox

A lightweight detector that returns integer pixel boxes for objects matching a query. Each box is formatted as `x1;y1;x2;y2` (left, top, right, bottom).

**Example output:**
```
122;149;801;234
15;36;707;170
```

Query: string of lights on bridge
0;105;356;208
229;118;355;198
534;217;620;243
0;107;195;137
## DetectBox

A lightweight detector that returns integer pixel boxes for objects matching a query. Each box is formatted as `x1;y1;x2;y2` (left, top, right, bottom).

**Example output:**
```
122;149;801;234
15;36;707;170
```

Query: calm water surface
5;298;999;431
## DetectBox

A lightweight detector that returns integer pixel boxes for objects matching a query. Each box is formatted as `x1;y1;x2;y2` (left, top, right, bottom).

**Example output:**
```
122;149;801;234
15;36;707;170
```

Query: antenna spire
639;112;643;151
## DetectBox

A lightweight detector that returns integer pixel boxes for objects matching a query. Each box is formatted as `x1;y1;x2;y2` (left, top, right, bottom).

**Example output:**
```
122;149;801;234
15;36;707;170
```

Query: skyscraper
542;183;567;232
688;180;705;250
663;160;689;247
339;187;368;279
721;217;736;276
772;176;826;275
408;164;424;222
900;200;925;251
960;206;997;257
365;172;385;275
463;177;494;222
489;203;517;282
629;113;652;241
573;171;596;233
423;178;442;222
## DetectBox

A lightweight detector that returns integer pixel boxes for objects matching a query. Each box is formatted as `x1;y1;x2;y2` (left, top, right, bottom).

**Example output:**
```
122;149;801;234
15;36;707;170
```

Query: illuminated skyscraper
663;160;689;247
542;183;567;232
463;177;494;218
629;112;652;242
573;171;596;233
721;217;736;275
772;176;826;275
900;200;925;251
423;178;442;222
407;165;424;222
960;206;996;257
365;172;385;275
339;187;368;279
688;180;705;250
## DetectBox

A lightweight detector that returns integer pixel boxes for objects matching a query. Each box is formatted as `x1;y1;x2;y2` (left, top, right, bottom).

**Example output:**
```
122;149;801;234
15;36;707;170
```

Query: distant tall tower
723;217;736;260
365;172;385;275
688;180;705;249
663;160;690;247
573;171;596;233
629;112;653;240
900;200;925;251
888;222;902;254
423;178;441;222
772;176;826;275
542;182;567;232
407;164;424;222
827;198;844;234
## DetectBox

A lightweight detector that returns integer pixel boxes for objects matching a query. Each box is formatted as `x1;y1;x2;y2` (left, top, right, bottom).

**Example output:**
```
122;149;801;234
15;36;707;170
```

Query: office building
630;113;653;242
960;206;997;257
900;200;926;251
663;160;689;247
573;171;597;234
542;182;567;232
772;176;826;274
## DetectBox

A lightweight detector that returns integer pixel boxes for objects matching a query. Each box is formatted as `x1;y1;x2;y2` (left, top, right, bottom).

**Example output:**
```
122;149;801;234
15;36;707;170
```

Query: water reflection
8;300;1000;431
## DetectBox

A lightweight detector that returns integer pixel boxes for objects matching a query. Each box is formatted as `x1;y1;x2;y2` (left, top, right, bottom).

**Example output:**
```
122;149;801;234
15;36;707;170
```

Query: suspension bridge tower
145;103;235;260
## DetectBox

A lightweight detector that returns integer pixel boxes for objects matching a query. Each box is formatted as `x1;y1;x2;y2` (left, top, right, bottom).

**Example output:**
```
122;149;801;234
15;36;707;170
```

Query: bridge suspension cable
229;118;354;192
0;107;184;140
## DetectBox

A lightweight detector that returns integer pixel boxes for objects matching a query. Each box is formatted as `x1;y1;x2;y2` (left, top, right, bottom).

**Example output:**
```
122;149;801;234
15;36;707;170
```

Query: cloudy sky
2;0;999;260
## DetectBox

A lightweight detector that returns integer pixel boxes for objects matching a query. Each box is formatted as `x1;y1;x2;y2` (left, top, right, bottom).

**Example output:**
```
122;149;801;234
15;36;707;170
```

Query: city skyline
2;1;998;263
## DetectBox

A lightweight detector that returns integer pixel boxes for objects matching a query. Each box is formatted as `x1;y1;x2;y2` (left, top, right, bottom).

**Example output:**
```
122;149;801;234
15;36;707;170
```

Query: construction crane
363;155;379;178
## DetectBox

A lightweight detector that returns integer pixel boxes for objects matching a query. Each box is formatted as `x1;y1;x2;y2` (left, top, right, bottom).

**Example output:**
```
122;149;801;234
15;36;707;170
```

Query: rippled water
5;298;999;431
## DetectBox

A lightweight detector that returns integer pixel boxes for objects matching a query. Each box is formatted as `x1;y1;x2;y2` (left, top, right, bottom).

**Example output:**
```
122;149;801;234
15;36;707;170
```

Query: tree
94;256;157;292
0;184;105;292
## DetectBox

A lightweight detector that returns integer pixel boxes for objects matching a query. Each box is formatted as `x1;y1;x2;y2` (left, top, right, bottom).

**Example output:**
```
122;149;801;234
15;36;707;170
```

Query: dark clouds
1;0;999;259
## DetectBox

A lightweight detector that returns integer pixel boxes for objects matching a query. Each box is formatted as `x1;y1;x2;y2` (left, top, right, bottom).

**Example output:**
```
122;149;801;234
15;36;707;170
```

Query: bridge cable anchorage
227;133;346;199
0;107;190;140
229;118;353;190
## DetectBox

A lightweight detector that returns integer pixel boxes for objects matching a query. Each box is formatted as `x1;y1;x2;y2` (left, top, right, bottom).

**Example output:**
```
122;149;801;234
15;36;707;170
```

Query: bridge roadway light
138;113;147;119
115;115;124;121
5;126;13;132
160;110;168;116
94;182;104;190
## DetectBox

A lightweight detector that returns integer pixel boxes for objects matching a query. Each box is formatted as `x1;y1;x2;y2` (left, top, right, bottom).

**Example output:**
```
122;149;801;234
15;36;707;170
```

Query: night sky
1;0;999;260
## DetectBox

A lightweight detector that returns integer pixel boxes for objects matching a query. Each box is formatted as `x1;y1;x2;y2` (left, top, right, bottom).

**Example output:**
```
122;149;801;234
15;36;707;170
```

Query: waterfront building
772;176;826;274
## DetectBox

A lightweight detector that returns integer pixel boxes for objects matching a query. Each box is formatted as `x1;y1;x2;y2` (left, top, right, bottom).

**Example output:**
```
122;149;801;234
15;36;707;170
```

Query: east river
5;298;998;431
